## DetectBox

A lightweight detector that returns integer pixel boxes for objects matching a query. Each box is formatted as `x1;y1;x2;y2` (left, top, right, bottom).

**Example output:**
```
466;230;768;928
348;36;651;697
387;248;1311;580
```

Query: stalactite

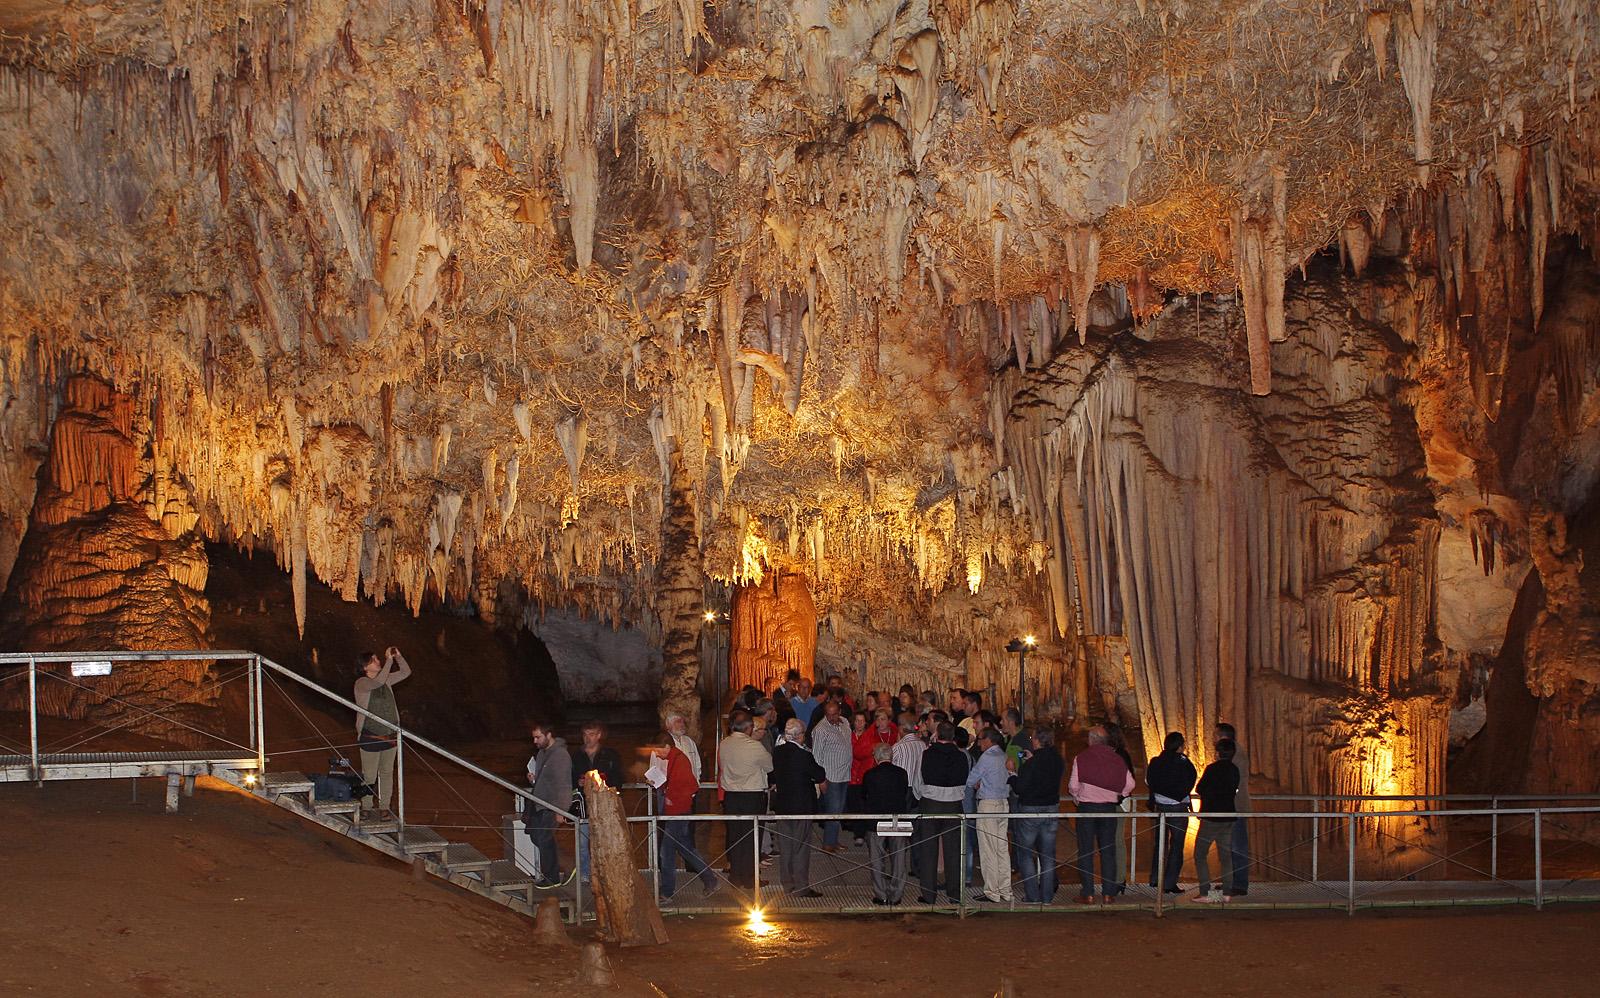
1395;2;1437;186
1065;226;1099;344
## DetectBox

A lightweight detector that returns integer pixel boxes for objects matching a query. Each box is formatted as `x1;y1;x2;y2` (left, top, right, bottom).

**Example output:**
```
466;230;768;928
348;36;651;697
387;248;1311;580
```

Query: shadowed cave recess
0;0;1597;859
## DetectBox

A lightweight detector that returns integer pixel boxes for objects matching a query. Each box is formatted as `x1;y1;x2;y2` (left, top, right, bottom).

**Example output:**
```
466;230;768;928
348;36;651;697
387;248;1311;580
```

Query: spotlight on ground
745;908;772;937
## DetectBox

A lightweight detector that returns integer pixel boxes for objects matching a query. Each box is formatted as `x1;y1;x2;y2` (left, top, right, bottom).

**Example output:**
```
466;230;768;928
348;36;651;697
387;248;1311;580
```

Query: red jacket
851;724;900;784
661;746;699;816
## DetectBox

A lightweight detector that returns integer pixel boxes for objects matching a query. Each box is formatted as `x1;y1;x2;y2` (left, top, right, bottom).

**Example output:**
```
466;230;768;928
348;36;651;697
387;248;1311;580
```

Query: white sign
71;661;113;677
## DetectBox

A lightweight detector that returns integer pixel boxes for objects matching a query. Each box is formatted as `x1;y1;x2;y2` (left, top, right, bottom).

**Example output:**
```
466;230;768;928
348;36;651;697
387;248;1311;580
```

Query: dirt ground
2;778;1596;997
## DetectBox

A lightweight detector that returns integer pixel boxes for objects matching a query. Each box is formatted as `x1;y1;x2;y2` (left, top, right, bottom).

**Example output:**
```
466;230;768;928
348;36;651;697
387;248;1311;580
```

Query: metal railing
0;650;588;922
7;652;1599;923
617;800;1600;918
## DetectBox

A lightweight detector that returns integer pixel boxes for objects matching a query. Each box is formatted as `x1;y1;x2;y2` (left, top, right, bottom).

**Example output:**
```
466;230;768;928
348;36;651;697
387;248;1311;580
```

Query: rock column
0;374;214;739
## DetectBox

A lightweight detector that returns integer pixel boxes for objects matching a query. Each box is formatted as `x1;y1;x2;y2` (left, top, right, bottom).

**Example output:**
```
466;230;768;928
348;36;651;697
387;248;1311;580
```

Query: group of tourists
641;671;1253;906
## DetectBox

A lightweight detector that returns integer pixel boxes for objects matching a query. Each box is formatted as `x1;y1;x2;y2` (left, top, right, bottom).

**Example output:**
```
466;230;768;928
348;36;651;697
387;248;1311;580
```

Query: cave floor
2;778;1598;997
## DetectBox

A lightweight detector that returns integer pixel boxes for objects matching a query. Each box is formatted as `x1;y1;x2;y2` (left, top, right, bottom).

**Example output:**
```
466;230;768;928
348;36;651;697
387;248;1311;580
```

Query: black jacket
571;745;625;815
1145;749;1198;806
920;742;971;793
861;761;910;814
769;742;827;814
1008;746;1064;806
1195;760;1239;820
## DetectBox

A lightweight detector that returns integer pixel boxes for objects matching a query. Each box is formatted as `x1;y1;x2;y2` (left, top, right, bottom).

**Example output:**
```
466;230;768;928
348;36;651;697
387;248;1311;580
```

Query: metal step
261;772;315;795
394;825;449;856
488;859;535;889
353;816;401;836
441;843;493;878
312;798;361;817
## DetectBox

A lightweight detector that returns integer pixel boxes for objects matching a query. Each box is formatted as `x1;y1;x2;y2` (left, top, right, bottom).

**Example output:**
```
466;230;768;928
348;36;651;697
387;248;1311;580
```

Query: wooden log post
582;772;668;946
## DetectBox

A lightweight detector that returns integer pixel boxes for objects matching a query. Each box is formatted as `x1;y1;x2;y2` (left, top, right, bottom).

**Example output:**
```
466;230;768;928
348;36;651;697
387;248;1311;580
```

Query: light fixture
745;907;772;937
704;609;718;623
1023;634;1037;648
243;773;259;787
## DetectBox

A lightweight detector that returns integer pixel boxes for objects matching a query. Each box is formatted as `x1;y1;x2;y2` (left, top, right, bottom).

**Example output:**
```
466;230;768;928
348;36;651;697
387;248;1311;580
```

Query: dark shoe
854;837;866;848
794;888;823;898
1226;889;1249;897
919;894;937;904
1102;893;1118;904
1073;895;1096;905
1163;886;1184;895
871;896;889;905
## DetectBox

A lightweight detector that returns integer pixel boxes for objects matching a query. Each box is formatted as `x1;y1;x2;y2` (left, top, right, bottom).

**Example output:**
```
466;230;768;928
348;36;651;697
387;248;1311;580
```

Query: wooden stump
582;772;668;946
577;943;615;987
533;898;572;947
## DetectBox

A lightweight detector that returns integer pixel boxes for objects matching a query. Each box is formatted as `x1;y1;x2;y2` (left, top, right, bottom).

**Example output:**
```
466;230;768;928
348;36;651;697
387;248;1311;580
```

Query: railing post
245;656;256;755
395;731;405;827
752;815;762;913
27;654;39;783
1311;798;1319;882
958;814;969;917
253;655;266;774
1346;813;1356;915
1490;797;1499;881
573;819;585;925
648;808;661;904
1534;809;1543;910
1155;812;1167;918
1128;809;1137;891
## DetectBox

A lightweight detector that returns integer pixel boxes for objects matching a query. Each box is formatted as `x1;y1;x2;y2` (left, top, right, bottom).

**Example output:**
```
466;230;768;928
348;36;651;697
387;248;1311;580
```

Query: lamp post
1005;634;1037;723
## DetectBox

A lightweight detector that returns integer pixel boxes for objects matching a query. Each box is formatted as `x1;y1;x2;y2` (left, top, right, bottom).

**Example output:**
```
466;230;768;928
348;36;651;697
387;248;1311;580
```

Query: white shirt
892;736;927;800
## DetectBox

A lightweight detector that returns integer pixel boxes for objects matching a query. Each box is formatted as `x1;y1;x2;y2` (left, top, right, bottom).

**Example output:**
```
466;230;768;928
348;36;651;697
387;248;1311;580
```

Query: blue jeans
577;820;591;879
1075;802;1122;897
1229;815;1250;892
1149;803;1189;891
1013;804;1059;902
819;780;848;847
658;818;713;897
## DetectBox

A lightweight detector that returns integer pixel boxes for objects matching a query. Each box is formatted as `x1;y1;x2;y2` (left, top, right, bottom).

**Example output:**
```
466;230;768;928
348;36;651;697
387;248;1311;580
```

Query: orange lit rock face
0;375;213;740
729;574;818;695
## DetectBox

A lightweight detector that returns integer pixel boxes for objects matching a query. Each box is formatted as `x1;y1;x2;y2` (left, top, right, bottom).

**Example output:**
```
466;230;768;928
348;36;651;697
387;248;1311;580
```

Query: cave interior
0;0;1597;820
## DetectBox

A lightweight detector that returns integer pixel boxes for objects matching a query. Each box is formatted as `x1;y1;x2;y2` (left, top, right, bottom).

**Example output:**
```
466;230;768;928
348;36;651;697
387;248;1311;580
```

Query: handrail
622;781;1600;808
628;805;1600;822
254;654;578;821
0;651;246;663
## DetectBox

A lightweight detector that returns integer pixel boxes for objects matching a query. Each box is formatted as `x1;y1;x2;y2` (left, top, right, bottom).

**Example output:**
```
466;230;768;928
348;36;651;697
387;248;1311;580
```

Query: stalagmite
655;445;703;734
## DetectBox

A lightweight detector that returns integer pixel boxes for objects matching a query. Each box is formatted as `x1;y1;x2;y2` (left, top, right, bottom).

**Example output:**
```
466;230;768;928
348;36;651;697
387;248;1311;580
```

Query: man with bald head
769;717;826;897
1069;725;1135;903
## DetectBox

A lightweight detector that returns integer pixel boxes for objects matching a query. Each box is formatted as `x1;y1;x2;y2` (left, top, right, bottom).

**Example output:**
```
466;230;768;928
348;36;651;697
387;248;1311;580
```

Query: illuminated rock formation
729;573;818;695
0;375;214;737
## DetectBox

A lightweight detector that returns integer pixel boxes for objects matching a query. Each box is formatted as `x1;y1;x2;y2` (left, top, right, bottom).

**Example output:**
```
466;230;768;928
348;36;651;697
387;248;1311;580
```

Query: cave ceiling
0;0;1597;678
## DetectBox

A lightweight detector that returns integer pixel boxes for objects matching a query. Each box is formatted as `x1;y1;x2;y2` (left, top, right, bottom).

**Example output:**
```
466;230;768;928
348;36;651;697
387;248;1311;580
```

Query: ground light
745;908;773;938
243;773;258;787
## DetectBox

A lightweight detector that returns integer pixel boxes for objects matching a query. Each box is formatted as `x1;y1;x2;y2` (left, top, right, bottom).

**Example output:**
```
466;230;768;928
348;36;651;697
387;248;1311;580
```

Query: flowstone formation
0;0;1598;798
0;374;214;737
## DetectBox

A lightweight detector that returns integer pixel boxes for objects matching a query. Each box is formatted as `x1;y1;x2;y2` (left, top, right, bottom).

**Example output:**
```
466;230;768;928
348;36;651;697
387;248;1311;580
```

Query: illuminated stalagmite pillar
0;374;214;738
728;573;817;695
656;445;704;735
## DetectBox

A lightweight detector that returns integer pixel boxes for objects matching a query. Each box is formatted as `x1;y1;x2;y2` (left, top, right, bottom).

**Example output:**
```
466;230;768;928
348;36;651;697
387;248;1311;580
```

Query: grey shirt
810;717;852;784
527;737;573;816
1231;746;1252;811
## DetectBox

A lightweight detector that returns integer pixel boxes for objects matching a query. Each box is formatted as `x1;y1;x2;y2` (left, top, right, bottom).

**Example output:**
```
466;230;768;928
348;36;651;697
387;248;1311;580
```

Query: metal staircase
213;765;566;919
0;650;582;923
